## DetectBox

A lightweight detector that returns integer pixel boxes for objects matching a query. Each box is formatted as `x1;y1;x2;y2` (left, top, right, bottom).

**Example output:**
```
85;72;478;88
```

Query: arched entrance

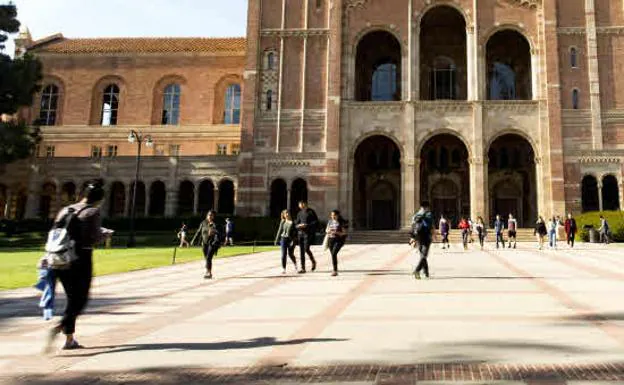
581;175;599;212
198;180;215;214
486;30;532;100
149;181;166;216
109;182;126;218
177;180;194;216
39;182;57;219
355;31;402;101
270;179;288;218
488;134;537;226
602;175;620;211
353;135;401;230
218;180;235;215
420;134;470;227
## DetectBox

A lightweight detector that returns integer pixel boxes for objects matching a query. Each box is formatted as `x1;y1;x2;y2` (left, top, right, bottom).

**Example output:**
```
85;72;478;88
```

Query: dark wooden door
371;200;395;230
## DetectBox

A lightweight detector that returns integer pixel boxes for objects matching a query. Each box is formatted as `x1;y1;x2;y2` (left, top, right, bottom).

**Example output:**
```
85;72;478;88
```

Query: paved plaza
1;242;624;384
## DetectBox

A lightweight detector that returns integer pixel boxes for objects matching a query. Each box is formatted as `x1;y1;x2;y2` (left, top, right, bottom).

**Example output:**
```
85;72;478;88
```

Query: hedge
575;210;624;242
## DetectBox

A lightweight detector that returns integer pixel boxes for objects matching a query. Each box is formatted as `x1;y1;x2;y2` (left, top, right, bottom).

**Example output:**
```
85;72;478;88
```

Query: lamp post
127;130;153;248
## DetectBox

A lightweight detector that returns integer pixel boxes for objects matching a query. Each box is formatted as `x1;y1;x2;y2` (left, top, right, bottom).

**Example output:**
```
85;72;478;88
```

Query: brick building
1;0;624;229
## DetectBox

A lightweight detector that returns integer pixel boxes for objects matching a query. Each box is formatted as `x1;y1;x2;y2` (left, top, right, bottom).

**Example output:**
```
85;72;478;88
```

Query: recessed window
39;84;59;126
231;143;240;155
267;52;275;70
106;145;118;158
572;89;579;109
45;146;55;158
101;84;120;126
224;84;241;124
169;144;180;156
570;47;578;68
162;84;181;125
217;144;228;155
431;57;457;100
91;146;102;159
266;90;273;111
372;62;398;101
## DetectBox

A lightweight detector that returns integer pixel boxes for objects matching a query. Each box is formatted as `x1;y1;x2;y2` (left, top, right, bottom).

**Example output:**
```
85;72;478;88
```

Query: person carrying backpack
191;210;221;279
410;201;433;280
44;181;105;352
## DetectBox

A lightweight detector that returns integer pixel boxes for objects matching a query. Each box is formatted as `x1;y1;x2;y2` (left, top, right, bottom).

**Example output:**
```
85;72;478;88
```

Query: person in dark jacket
325;210;348;276
410;202;434;279
191;210;221;279
534;216;547;250
275;210;298;274
439;215;450;250
295;201;318;273
493;215;505;249
564;213;577;248
45;180;105;352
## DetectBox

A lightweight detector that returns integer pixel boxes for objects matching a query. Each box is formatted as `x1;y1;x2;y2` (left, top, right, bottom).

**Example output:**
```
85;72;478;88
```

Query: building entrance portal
353;135;401;230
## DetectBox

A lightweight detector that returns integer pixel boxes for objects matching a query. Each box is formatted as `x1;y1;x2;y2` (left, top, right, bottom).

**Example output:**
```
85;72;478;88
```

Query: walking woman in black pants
191;210;221;279
326;210;348;276
46;181;105;352
275;210;298;274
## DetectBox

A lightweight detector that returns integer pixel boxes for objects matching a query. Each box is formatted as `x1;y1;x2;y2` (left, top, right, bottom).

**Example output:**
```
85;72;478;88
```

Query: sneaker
298;269;306;274
282;269;287;275
331;271;338;277
62;340;84;350
311;260;317;271
43;309;53;321
413;271;421;280
204;273;213;279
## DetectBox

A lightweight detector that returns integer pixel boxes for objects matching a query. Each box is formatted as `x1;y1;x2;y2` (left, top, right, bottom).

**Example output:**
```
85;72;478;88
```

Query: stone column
598;181;603;212
4;189;12;219
584;0;603;150
193;183;200;215
124;183;132;217
535;157;543;217
144;188;151;217
100;185;111;218
413;25;420;100
214;188;220;213
55;188;62;217
165;186;178;217
24;172;40;219
414;159;421;212
469;157;487;221
466;27;477;101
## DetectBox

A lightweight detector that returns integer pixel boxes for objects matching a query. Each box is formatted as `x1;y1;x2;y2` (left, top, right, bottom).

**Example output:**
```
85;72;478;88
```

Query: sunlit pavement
1;242;624;384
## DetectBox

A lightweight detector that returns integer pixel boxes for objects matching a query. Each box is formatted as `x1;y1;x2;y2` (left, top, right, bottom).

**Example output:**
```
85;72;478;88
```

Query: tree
0;3;43;165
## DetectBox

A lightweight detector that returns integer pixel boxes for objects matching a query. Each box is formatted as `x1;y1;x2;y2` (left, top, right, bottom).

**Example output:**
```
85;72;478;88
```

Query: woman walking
178;223;190;248
534;216;547;250
458;217;471;250
274;210;298;274
191;210;221;279
474;216;486;250
547;216;558;249
439;215;450;249
326;210;348;276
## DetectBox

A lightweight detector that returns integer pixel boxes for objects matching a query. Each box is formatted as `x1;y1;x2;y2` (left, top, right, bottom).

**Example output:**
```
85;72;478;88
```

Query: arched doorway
218;180;235;215
61;182;77;206
149;181;166;216
15;189;27;220
109;182;126;217
177;180;194;216
486;30;532;100
290;179;308;217
270;179;288;218
39;182;57;219
420;5;467;100
581;175;599;212
355;31;402;101
198;180;215;214
602;175;620;211
488;134;537;226
420;134;470;227
354;135;401;230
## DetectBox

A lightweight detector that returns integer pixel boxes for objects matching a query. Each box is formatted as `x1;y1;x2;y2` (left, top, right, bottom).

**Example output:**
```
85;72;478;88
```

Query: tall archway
108;182;126;217
177;181;195;216
39;182;57;219
15;189;27;220
488;134;536;226
61;182;77;206
420;134;469;226
355;31;402;101
420;6;467;100
486;30;532;100
149;181;166;216
290;179;309;217
270;179;288;218
581;175;599;212
218;180;235;215
198;180;215;214
602;175;620;211
354;135;401;230
129;181;146;217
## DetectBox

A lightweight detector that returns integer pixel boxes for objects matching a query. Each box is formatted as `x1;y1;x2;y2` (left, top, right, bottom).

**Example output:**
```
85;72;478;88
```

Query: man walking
507;213;518;249
295;201;318;273
410;201;433;280
564;213;577;248
191;210;221;279
494;214;505;249
599;215;610;244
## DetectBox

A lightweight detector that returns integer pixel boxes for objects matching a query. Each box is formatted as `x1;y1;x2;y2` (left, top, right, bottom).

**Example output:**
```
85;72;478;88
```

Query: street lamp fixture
127;129;153;248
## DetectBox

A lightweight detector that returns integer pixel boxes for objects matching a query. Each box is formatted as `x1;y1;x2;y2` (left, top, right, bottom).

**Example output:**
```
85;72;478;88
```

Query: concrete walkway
1;242;624;384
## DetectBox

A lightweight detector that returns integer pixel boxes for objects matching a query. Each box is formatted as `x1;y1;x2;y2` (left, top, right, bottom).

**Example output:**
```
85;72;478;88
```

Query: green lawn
0;246;277;291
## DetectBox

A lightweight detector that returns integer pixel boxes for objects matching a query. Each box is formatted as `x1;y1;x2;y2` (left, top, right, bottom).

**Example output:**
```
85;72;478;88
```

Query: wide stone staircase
347;228;537;244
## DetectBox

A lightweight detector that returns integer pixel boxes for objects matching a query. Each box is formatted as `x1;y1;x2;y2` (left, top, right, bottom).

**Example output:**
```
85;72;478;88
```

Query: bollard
172;247;177;265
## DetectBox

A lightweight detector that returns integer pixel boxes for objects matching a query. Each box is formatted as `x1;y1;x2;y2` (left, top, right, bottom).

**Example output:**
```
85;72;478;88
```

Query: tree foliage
0;4;43;165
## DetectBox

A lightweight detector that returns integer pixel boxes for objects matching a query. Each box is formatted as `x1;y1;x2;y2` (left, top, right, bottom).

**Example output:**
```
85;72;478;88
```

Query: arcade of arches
582;174;621;212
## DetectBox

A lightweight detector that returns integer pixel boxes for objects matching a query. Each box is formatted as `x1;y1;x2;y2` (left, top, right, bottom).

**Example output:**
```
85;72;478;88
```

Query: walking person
177;223;190;248
564;213;577;248
468;218;475;244
458;217;471;250
225;218;234;246
547;216;557;249
45;181;105;352
439;215;450;249
599;215;610;244
326;210;348;276
295;201;318;273
475;216;486;250
507;214;518;249
494;214;505;249
410;202;434;280
274;210;298;274
191;210;221;279
534;216;547;250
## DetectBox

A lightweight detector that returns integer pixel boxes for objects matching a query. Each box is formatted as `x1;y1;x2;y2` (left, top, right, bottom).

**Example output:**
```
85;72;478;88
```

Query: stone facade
1;0;624;228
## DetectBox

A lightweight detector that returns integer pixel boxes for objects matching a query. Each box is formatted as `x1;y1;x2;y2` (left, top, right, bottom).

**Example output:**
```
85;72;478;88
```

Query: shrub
575;211;624;242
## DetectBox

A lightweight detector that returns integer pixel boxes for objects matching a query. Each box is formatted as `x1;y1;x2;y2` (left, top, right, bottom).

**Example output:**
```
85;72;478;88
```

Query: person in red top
458;217;471;250
564;213;578;248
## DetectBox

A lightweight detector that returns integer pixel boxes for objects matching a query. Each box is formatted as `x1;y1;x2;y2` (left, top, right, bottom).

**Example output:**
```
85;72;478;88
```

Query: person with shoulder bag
274;210;298;274
44;181;105;352
410;202;434;280
326;210;348;277
191;210;221;279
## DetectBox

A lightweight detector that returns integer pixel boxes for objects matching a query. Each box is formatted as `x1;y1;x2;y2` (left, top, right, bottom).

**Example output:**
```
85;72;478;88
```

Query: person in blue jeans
547;216;558;249
493;215;505;249
274;210;298;274
225;218;234;246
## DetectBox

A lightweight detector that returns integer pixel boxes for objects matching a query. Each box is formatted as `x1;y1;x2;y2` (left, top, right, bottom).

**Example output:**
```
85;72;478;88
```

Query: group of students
437;214;517;250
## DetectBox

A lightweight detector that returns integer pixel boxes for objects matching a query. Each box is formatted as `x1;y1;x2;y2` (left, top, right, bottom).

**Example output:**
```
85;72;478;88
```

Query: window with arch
39;84;60;126
224;84;241;124
372;63;398;101
161;84;181;125
570;47;578;68
431;57;457;100
266;89;273;111
267;52;275;70
101;84;120;126
572;89;579;109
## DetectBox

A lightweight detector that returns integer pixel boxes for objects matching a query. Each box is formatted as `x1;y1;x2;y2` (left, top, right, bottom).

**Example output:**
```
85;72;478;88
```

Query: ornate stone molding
558;26;624;35
343;101;404;112
345;0;367;12
260;29;329;37
268;160;311;170
578;156;622;164
499;0;541;8
256;152;328;161
597;26;624;35
557;27;585;35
